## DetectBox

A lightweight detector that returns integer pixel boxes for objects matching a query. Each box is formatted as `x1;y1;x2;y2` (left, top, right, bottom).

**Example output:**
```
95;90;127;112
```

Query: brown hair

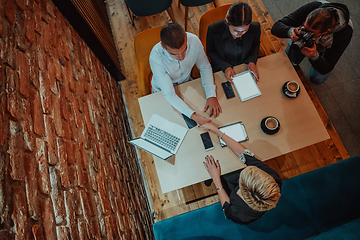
160;23;186;49
306;8;337;33
239;166;281;212
226;2;252;26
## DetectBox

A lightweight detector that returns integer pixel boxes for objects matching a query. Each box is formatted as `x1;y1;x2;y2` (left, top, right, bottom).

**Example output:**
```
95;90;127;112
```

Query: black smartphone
200;132;214;151
221;81;235;99
182;113;197;129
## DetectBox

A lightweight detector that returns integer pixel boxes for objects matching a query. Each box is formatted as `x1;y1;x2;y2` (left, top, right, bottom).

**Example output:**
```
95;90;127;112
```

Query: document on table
232;70;261;101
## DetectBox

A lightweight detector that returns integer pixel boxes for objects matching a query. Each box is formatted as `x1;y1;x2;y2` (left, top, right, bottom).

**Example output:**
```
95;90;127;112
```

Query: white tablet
218;121;248;147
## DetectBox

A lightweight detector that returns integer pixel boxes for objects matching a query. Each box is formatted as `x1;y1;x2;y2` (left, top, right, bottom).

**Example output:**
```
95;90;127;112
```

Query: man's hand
191;112;211;125
248;62;259;82
203;155;221;183
204;97;222;118
224;67;235;82
290;27;300;42
301;44;318;59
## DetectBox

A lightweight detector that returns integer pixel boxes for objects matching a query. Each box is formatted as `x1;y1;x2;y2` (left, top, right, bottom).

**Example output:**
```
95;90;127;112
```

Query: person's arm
206;21;233;73
308;26;353;74
194;35;222;118
200;122;246;157
150;57;195;119
203;155;230;206
271;2;322;38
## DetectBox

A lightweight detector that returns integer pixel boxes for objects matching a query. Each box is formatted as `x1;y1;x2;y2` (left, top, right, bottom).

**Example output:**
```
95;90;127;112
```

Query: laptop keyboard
144;125;180;152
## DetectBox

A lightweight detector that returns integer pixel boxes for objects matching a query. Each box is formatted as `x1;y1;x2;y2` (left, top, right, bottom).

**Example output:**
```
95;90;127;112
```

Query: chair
179;0;216;31
134;26;162;97
126;0;174;26
199;4;266;58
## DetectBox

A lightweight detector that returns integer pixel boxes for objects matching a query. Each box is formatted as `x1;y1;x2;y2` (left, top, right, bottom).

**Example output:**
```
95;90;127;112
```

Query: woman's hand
248;62;259;82
224;67;235;83
203;155;221;182
199;122;219;133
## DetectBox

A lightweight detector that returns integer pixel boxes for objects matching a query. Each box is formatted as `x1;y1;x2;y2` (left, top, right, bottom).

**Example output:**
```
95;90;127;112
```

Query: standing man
271;1;353;84
150;23;222;125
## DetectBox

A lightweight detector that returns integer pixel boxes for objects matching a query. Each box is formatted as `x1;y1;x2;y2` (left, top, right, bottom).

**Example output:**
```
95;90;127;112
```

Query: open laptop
129;114;188;160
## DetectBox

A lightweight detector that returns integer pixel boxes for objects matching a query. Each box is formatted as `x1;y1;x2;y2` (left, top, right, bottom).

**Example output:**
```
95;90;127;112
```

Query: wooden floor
106;0;349;222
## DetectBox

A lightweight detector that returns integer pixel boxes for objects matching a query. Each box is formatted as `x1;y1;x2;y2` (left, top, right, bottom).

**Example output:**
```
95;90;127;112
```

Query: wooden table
138;51;330;194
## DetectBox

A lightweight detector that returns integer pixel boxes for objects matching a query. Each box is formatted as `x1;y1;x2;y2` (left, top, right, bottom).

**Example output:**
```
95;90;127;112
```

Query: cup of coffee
261;116;280;135
286;81;299;93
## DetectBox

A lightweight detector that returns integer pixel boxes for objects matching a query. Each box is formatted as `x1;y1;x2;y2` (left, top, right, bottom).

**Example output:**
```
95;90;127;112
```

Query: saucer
282;81;300;98
261;116;280;135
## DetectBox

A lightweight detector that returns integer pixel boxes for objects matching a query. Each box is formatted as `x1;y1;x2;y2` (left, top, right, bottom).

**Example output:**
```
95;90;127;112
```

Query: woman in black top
202;122;282;224
206;2;261;82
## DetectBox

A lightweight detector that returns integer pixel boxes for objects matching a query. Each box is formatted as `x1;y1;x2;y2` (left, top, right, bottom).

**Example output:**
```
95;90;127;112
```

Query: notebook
232;70;261;101
218;121;248;147
129;114;188;160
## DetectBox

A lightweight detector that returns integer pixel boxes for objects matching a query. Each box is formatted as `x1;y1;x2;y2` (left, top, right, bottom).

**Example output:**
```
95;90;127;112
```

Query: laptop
129;114;188;160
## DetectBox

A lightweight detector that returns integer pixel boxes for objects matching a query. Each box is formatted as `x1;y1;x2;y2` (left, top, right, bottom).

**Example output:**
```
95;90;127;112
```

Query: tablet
218;121;248;147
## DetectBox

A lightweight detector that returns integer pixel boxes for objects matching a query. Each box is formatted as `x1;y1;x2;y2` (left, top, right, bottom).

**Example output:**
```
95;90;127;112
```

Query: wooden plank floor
106;0;349;222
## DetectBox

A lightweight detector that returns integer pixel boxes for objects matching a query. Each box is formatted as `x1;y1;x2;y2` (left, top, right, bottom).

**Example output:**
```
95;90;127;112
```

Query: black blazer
206;20;261;72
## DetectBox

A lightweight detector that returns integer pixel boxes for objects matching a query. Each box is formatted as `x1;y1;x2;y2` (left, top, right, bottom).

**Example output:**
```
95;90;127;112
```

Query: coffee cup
286;81;299;93
261;116;280;135
265;117;278;130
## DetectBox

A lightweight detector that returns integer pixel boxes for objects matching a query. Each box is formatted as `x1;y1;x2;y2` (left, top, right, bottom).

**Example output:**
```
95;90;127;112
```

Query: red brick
46;56;58;95
27;51;40;89
51;94;64;137
3;23;17;69
65;61;75;92
62;120;72;141
77;219;87;240
32;224;45;240
71;94;82;128
105;215;121;240
56;138;70;188
65;140;74;165
59;84;71;122
43;115;58;165
49;166;65;224
73;144;84;188
35;39;46;72
5;66;19;121
56;226;69;240
18;51;30;98
25;8;35;44
0;93;6;146
35;138;50;195
21;98;35;152
40;198;56;240
15;9;30;52
8;120;25;181
70;189;82;216
15;0;25;11
4;0;15;25
39;71;52;114
79;190;94;223
29;87;45;136
42;22;52;54
24;155;41;220
0;9;3;36
12;187;28;240
96;170;111;215
33;1;42;34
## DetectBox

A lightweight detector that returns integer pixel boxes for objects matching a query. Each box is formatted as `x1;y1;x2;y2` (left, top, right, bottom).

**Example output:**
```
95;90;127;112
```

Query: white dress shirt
150;32;216;118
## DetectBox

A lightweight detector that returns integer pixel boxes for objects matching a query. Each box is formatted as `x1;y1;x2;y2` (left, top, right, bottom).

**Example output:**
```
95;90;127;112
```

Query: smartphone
200;132;214;151
182;113;197;129
221;81;235;99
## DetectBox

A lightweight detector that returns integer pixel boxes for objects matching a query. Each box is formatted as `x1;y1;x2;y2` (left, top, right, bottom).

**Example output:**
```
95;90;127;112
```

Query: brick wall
0;0;153;239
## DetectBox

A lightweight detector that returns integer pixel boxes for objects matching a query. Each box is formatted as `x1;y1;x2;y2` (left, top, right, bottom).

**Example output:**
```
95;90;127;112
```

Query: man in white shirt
150;23;222;125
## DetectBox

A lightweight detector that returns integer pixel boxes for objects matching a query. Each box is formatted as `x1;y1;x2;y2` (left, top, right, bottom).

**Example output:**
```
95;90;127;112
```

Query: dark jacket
271;1;353;74
206;20;261;73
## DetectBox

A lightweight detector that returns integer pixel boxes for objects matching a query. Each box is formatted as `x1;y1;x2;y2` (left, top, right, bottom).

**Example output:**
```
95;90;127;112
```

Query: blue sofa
153;156;360;240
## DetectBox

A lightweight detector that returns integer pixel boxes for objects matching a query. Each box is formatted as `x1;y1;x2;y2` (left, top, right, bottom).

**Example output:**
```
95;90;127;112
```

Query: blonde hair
239;166;281;212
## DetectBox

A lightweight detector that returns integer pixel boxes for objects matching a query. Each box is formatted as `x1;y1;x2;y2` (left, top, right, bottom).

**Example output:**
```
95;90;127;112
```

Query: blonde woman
202;122;282;224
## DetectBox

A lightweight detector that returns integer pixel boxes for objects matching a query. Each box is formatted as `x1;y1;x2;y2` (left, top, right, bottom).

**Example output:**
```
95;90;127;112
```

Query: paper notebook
232;70;261;101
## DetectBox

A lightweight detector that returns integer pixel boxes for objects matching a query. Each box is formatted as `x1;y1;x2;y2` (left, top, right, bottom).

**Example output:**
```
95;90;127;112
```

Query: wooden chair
134;26;162;97
179;0;216;31
199;4;266;58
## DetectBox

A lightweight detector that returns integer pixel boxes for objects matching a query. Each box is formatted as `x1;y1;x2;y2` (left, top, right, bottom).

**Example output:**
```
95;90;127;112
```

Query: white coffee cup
265;117;279;130
286;81;299;93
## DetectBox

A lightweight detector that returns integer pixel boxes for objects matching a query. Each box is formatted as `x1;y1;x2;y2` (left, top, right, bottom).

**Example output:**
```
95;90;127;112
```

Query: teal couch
153;156;360;240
